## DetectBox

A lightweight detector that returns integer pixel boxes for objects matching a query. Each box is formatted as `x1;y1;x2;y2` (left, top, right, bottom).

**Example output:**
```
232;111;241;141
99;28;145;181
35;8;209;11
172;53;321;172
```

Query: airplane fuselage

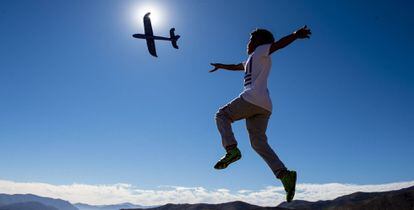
132;34;173;41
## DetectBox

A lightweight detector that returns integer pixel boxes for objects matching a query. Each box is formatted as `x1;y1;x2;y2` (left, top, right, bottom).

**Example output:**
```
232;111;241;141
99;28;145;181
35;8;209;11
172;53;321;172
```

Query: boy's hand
294;25;311;39
209;63;222;73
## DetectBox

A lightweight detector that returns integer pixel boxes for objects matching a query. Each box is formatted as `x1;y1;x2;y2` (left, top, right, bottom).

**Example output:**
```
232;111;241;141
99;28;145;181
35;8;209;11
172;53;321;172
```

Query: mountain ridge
122;200;287;210
278;185;414;210
0;193;78;210
74;202;148;210
0;201;58;210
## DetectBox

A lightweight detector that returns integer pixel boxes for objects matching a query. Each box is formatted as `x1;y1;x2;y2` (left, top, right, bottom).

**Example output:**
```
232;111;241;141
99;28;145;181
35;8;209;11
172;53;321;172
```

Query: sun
132;3;165;29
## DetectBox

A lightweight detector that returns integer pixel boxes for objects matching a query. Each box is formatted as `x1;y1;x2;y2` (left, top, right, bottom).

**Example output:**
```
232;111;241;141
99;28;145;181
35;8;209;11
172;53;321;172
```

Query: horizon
1;179;414;206
0;0;413;207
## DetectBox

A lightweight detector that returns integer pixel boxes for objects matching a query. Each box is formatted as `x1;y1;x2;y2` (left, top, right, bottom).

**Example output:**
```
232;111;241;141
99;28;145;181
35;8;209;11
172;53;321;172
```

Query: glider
132;12;180;57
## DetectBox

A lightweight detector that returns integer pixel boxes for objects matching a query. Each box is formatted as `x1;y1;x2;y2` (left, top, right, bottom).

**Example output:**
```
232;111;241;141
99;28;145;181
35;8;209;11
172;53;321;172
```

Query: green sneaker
214;148;241;170
281;170;297;202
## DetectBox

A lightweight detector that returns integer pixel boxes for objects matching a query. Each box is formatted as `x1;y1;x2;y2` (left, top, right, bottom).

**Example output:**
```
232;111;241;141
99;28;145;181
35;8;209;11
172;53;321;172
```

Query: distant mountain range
122;201;286;210
0;193;77;210
124;185;414;210
0;194;151;210
278;185;414;210
1;185;413;210
0;201;58;210
74;202;148;210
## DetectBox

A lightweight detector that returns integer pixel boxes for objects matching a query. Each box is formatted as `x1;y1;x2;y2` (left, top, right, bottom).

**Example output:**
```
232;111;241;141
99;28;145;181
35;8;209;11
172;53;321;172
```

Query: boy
209;26;311;202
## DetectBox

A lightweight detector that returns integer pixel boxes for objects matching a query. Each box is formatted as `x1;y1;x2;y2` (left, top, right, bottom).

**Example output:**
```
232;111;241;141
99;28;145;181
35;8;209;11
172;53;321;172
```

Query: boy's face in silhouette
247;35;257;55
247;35;264;55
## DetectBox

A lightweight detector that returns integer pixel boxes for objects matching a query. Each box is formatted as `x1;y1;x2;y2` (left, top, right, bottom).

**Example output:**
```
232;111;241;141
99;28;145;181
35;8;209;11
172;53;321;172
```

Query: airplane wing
146;38;157;57
143;12;157;57
143;13;154;36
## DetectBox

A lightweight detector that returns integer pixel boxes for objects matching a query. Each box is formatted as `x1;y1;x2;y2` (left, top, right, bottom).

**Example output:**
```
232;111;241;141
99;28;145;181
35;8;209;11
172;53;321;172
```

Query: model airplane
132;12;180;57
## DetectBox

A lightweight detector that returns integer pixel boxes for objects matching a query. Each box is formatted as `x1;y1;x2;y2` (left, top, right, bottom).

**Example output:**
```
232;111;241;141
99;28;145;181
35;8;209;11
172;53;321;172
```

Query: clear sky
0;0;413;194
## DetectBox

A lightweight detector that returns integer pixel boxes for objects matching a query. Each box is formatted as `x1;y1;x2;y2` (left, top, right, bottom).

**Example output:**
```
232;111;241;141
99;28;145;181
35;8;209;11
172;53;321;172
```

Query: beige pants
215;96;286;177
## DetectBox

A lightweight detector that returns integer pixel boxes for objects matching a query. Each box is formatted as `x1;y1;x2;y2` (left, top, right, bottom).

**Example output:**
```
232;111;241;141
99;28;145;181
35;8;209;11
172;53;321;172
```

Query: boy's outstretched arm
269;25;311;55
209;63;244;73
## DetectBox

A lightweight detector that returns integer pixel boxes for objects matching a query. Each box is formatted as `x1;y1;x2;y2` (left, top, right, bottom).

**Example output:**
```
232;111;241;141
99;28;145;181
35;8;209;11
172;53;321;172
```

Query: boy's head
247;29;275;54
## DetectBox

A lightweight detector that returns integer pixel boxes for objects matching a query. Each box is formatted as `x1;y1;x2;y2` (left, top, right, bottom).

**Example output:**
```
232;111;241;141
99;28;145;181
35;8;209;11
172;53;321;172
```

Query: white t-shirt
240;43;273;112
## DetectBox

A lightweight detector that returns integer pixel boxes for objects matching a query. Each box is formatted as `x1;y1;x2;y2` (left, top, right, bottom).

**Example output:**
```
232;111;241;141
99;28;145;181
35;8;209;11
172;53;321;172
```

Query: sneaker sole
214;155;241;170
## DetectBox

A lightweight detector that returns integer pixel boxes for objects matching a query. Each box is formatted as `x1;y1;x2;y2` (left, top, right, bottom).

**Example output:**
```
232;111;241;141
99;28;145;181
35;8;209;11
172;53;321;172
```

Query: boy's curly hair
251;29;275;46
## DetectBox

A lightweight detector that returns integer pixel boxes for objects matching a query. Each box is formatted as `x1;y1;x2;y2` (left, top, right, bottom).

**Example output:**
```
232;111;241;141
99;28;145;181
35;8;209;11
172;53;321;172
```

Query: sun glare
131;3;165;30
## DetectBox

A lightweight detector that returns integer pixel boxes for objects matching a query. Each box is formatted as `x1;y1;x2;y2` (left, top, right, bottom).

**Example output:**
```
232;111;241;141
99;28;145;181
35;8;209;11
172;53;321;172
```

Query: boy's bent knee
249;134;269;149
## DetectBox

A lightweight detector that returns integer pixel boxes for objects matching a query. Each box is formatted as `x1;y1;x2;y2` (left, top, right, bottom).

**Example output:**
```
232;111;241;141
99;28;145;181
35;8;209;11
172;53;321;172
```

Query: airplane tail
169;28;180;49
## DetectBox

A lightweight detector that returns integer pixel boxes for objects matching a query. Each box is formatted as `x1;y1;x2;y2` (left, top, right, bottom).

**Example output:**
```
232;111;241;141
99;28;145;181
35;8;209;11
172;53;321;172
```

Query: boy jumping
209;26;311;202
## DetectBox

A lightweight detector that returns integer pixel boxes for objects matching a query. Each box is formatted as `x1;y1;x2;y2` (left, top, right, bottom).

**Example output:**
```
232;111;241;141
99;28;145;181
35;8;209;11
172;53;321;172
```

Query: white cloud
0;179;413;207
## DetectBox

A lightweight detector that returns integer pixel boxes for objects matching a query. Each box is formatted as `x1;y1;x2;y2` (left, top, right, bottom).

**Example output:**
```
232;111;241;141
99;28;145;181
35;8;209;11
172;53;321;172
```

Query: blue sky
0;0;413;194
